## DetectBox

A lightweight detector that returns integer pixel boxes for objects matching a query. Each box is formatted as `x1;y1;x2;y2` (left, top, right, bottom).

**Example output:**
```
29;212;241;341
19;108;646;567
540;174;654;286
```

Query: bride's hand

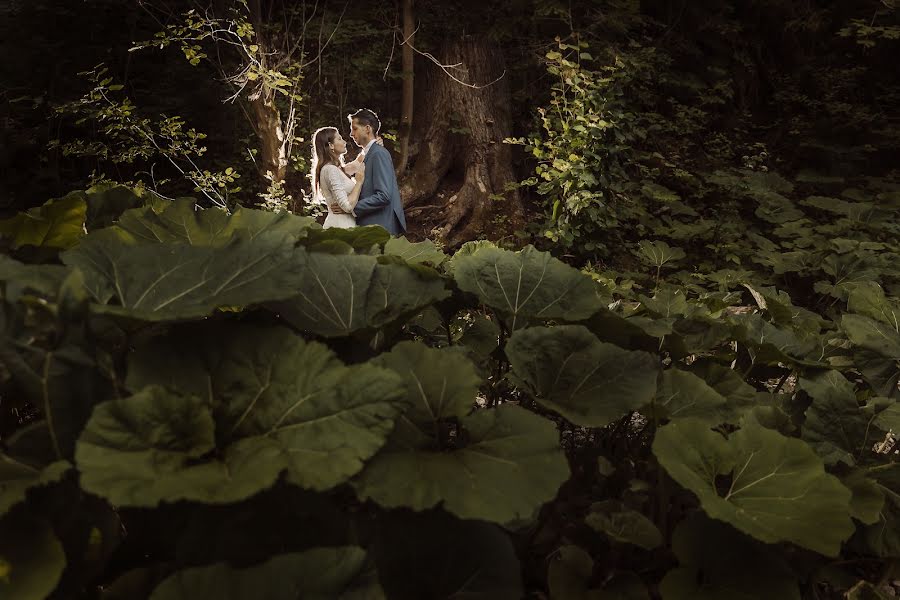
356;166;366;184
375;136;384;146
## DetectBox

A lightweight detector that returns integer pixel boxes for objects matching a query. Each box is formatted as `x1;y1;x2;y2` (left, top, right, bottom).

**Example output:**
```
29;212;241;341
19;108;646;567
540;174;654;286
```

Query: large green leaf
383;237;447;266
637;240;686;268
506;325;659;427
585;501;662;550
853;348;900;398
799;371;885;466
743;284;826;331
733;313;824;366
843;314;900;359
843;469;885;525
0;256;70;302
754;196;804;224
83;185;145;230
116;198;315;246
638;288;690;318
354;404;568;525
0;513;66;600
149;546;383;600
301;225;390;253
62;228;309;320
0;193;86;249
271;253;449;337
125;324;408;492
0;457;69;516
372;341;481;427
854;464;900;557
649;369;728;425
652;419;854;555
76;386;285;507
686;361;758;421
548;545;648;600
372;511;523;600
451;245;602;329
2;342;113;461
659;515;800;600
848;283;900;329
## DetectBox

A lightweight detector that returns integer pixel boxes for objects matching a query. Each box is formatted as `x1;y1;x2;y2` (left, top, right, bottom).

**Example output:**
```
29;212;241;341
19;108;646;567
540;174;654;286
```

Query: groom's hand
330;203;347;215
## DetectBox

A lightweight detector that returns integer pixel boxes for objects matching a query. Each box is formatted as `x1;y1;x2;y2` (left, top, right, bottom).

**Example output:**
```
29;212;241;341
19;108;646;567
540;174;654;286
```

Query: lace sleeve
322;165;354;213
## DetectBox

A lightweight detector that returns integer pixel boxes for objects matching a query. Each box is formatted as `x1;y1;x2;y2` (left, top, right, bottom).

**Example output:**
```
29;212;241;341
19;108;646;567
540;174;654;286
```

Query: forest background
2;1;900;599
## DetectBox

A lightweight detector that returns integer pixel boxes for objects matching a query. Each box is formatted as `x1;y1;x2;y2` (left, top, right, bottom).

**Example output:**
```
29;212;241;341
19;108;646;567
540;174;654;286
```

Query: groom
344;108;407;235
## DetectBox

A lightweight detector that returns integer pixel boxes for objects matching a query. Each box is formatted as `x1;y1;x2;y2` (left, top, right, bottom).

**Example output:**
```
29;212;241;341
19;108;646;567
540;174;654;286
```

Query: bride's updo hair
311;126;339;202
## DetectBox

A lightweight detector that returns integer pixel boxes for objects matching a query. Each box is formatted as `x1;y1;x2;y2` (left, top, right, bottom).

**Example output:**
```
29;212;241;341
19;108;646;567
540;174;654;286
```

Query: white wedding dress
320;164;357;229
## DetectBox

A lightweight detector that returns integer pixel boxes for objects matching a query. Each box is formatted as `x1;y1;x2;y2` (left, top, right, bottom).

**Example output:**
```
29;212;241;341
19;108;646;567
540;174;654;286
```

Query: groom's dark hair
348;108;380;134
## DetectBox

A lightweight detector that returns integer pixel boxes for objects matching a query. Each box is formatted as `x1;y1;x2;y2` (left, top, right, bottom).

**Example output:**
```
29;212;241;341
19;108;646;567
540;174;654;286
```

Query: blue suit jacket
354;143;407;235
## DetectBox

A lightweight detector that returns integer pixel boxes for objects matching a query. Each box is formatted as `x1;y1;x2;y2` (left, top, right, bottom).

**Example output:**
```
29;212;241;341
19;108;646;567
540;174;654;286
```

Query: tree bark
399;37;524;248
249;92;288;183
396;0;415;175
248;0;288;185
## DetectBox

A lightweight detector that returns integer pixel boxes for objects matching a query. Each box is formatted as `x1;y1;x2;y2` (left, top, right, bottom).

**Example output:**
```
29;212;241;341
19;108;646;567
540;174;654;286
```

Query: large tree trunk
248;0;288;185
249;91;288;183
399;37;524;248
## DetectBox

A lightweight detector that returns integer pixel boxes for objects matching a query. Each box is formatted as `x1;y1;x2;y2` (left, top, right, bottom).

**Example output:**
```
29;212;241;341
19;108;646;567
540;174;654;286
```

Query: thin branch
300;0;350;69
404;38;506;89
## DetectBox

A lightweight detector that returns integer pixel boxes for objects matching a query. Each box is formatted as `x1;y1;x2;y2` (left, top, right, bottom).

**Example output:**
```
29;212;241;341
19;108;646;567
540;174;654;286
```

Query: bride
312;126;365;229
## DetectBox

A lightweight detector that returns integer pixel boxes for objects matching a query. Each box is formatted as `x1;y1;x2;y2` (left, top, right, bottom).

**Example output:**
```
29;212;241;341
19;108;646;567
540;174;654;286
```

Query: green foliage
50;66;237;207
3;168;900;596
148;546;383;600
653;419;854;556
507;38;647;254
0;193;85;250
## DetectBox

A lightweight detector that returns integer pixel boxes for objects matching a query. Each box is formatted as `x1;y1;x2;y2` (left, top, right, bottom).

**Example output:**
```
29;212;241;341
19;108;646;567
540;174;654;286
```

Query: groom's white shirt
350;138;377;217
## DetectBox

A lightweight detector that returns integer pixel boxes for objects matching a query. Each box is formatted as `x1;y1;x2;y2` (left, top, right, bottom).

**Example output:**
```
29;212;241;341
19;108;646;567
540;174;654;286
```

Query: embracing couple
312;108;407;235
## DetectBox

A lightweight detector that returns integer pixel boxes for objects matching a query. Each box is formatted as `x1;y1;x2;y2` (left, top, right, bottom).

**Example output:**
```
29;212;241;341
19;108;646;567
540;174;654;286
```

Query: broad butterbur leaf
637;240;685;268
116;198;314;246
125;324;408;493
0;457;69;517
799;371;883;466
854;464;900;557
149;546;383;600
76;386;285;507
63;228;309;320
301;224;390;253
384;236;447;266
354;404;568;525
272;253;449;337
372;341;481;427
0;256;70;302
649;369;729;425
585;501;662;550
652;419;854;556
843;469;885;525
83;184;145;230
848;283;900;330
451;245;602;330
0;193;86;250
0;513;66;600
639;288;690;318
548;545;649;600
507;325;659;427
659;515;800;600
843;314;900;358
